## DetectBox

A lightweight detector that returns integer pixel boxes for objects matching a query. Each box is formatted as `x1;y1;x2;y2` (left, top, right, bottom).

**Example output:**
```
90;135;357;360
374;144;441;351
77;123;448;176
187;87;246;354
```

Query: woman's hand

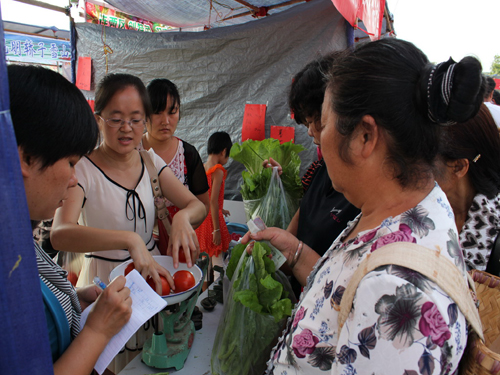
222;209;231;218
167;210;200;269
241;227;298;264
242;228;319;287
262;157;283;175
84;276;132;340
213;229;222;245
127;232;175;293
76;285;101;311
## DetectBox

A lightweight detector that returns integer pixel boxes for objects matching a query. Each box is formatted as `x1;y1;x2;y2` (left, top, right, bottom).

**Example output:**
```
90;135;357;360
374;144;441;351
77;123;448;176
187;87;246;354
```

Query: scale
110;255;208;371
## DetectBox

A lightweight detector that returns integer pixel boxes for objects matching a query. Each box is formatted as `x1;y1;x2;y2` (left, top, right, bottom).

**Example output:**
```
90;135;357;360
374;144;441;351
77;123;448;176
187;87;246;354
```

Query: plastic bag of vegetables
243;167;295;229
211;242;293;375
230;139;304;229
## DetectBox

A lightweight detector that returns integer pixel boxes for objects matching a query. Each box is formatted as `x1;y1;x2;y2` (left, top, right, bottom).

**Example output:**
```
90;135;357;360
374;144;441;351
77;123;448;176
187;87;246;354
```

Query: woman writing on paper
9;64;132;375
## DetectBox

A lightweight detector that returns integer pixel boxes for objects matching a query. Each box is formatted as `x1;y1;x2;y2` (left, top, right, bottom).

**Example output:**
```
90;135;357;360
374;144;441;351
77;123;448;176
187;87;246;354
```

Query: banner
4;32;71;63
359;0;385;41
85;2;175;33
331;0;385;40
241;104;266;142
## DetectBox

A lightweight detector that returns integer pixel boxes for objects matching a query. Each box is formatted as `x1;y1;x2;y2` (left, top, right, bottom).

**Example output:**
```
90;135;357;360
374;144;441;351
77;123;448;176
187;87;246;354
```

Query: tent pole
233;0;260;12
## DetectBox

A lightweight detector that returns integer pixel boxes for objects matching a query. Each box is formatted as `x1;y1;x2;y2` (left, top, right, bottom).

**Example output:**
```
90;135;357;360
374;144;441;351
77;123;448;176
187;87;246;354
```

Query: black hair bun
447;56;484;123
424;56;484;125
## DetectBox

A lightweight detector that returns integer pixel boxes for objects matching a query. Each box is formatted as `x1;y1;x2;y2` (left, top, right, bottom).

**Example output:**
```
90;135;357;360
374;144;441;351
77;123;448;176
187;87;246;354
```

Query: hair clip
473;154;481;163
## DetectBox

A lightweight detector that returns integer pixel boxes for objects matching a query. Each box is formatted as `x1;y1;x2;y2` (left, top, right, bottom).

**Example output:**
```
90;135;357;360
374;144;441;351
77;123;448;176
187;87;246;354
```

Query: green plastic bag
211;242;293;375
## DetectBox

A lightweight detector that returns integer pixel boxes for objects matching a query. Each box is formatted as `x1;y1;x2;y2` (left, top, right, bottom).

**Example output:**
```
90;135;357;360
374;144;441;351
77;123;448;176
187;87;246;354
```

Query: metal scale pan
110;255;206;370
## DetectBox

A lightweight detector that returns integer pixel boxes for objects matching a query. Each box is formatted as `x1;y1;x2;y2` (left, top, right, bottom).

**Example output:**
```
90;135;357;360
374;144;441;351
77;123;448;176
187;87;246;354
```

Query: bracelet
290;241;303;269
212;229;220;234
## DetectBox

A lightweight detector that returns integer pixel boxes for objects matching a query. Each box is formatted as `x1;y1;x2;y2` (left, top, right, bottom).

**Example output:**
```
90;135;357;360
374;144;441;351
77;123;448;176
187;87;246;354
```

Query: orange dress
195;164;231;257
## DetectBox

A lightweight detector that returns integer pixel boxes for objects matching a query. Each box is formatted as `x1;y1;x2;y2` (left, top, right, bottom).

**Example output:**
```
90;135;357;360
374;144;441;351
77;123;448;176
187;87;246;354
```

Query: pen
93;276;107;290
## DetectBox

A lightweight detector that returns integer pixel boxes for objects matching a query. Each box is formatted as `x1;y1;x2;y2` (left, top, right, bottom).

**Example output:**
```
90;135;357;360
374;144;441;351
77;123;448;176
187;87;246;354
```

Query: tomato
178;248;187;263
146;275;171;296
173;270;196;293
67;271;78;287
124;262;135;275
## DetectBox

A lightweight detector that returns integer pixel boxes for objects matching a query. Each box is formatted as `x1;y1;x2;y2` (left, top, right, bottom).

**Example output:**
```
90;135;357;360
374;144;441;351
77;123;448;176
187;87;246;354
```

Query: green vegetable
226;243;246;281
230;139;304;229
211;242;293;375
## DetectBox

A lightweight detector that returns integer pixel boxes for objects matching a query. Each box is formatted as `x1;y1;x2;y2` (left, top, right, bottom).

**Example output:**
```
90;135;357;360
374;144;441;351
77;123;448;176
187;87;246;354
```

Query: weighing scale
110;255;208;371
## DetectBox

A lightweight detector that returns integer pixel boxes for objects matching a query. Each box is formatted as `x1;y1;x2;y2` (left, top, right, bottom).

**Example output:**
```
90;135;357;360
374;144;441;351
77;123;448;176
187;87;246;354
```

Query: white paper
79;269;167;374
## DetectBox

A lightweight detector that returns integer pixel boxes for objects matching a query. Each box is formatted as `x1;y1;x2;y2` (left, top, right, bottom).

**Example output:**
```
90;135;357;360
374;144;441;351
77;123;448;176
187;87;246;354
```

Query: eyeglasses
97;115;146;128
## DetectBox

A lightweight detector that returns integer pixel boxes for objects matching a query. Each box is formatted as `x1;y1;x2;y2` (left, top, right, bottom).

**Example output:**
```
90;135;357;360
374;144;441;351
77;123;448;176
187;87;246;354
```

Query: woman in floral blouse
243;38;485;374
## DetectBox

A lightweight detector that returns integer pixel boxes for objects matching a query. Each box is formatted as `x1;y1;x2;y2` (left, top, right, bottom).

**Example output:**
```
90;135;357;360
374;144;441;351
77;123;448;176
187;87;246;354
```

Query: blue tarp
0;8;54;375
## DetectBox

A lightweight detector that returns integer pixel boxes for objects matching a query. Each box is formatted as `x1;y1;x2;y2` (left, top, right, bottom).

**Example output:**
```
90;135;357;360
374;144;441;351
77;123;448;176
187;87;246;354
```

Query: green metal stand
142;253;209;370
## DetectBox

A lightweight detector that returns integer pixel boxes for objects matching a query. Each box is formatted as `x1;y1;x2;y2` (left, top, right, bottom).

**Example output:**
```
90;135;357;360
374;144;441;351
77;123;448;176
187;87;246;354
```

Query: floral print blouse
268;185;468;375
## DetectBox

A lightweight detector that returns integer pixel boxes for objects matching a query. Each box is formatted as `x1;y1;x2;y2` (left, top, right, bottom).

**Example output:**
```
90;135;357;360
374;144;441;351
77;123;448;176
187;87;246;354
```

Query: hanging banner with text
86;2;175;33
241;104;266;142
270;126;295;144
4;32;71;63
76;56;92;90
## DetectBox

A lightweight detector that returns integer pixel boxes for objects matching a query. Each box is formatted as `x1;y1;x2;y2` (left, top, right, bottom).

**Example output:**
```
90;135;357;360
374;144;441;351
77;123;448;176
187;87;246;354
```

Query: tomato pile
124;262;196;296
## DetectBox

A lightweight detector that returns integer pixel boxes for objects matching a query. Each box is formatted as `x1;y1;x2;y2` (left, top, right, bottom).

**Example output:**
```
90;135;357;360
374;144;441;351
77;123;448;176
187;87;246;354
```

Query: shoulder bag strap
139;150;172;236
485;231;500;276
338;242;483;341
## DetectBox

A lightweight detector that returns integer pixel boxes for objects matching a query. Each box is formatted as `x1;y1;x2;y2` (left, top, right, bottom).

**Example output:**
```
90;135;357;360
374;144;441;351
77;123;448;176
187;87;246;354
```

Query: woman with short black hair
9;64;132;375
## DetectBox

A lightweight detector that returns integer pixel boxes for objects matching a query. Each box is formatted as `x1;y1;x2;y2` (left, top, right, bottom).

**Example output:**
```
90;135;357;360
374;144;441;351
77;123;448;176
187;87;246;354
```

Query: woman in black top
140;78;210;216
265;53;360;296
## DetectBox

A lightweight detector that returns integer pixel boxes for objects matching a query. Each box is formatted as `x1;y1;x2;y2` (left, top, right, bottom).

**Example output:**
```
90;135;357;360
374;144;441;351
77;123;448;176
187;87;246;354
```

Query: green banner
86;3;175;33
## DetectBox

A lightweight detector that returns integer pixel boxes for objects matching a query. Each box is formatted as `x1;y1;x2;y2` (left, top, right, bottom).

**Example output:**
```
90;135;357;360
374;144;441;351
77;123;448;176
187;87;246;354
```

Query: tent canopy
99;0;312;29
76;0;349;199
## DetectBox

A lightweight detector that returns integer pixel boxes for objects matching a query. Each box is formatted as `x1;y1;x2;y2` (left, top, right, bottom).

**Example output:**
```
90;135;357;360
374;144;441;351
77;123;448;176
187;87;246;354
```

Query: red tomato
178;248;187;263
67;271;78;287
146;275;171;296
173;270;196;293
124;262;135;275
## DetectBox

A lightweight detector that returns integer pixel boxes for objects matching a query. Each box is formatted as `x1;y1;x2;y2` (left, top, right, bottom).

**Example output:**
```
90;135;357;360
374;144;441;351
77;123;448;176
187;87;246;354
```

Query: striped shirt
35;241;81;339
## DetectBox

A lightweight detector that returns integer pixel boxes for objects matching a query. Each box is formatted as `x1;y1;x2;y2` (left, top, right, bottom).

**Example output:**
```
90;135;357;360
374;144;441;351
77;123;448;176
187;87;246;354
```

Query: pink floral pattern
419;302;452;347
270;186;468;375
355;228;378;244
292;329;320;358
293;306;306;329
371;223;416;252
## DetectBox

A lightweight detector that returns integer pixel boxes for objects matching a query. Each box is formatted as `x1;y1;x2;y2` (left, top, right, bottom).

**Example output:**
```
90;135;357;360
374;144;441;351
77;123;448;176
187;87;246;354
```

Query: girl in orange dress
195;132;233;282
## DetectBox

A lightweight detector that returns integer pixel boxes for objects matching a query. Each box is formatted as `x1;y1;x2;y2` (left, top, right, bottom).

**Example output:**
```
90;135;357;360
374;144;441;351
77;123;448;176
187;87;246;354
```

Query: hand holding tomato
125;262;171;296
146;275;171;296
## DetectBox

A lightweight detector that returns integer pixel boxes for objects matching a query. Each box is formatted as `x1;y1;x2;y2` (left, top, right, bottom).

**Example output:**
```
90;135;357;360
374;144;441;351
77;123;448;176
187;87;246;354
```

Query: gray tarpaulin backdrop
75;0;348;199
